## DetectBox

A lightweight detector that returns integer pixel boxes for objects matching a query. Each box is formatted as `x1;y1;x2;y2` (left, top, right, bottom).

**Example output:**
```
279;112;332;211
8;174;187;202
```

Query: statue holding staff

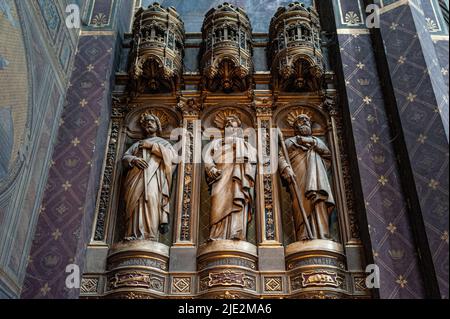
279;112;335;241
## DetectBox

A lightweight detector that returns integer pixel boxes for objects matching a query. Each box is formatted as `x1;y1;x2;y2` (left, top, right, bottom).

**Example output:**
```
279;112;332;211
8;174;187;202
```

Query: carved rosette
269;2;324;92
200;2;253;93
129;3;185;95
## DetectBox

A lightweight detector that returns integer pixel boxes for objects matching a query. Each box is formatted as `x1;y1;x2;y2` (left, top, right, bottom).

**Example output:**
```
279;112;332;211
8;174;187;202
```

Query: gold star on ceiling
441;231;449;244
390;22;399;30
417;134;427;144
52;229;62;240
398;56;406;64
428;179;439;190
396;275;408;288
371;134;380;143
378;175;389;186
71;137;80;147
387;223;397;234
363;96;372;105
62;181;72;191
79;99;88;108
407;93;417;102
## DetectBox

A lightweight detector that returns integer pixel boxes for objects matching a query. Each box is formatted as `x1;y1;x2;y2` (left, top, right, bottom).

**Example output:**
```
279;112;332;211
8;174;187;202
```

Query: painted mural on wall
0;108;13;178
0;0;28;181
0;0;17;27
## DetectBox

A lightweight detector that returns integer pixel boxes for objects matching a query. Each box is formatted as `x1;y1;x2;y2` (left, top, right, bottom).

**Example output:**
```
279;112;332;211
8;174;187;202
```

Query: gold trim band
337;28;370;35
80;30;116;36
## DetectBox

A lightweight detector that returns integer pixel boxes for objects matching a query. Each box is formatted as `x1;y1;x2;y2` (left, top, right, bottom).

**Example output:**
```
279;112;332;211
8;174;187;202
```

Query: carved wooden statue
279;112;335;241
204;112;257;241
122;112;177;241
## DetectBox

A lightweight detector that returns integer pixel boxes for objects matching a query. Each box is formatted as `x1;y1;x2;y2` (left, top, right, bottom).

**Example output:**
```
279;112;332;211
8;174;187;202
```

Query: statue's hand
297;136;315;148
139;140;153;149
282;166;295;181
208;167;223;181
132;157;149;170
159;223;169;234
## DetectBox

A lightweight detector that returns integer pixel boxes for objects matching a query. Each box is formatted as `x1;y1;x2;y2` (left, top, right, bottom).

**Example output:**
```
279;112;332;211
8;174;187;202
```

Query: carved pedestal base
285;240;349;299
104;241;170;299
197;240;258;299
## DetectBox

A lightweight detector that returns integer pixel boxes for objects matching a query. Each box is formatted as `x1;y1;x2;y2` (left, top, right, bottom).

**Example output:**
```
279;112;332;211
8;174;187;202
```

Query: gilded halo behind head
139;110;170;135
286;110;314;128
214;110;242;129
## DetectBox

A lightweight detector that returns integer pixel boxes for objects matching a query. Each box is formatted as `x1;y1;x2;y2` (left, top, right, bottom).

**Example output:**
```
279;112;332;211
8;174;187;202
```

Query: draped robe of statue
122;137;177;240
279;136;335;240
204;136;257;241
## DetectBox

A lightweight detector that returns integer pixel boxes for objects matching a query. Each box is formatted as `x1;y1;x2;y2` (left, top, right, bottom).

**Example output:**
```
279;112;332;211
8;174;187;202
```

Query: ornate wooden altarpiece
81;2;371;299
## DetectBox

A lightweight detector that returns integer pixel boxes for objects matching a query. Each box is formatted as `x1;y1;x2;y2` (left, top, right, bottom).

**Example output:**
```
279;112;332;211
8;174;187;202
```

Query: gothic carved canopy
200;2;253;93
269;2;324;92
128;3;185;96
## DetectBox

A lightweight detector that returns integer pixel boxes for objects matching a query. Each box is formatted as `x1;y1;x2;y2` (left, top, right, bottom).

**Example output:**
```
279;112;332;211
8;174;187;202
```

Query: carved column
254;97;286;297
168;97;203;296
254;99;282;245
173;97;202;245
